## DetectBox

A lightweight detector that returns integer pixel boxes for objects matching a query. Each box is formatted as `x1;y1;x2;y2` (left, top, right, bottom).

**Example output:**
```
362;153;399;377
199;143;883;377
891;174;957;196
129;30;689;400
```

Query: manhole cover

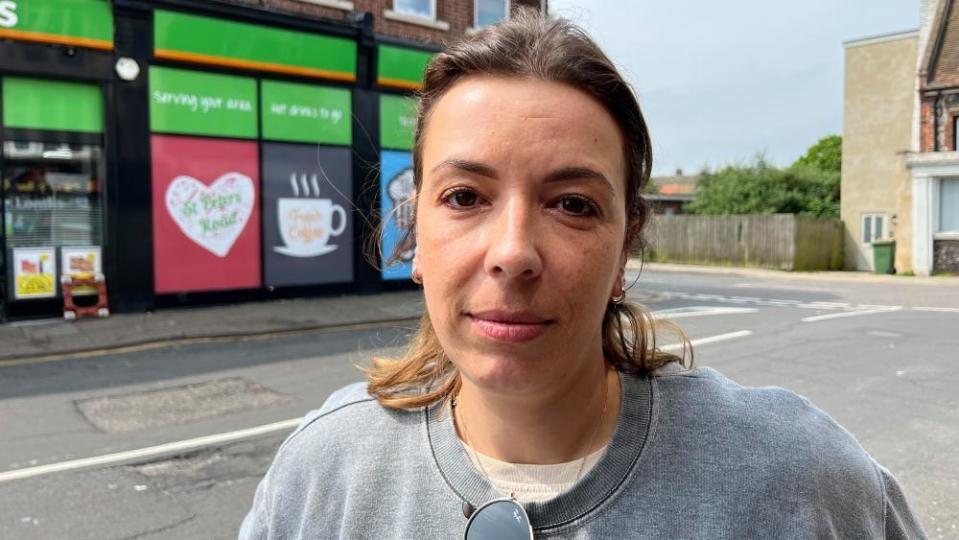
75;377;288;433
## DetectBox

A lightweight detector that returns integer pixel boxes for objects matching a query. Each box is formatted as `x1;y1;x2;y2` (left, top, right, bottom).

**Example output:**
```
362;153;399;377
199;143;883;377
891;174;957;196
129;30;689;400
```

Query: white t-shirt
461;442;607;503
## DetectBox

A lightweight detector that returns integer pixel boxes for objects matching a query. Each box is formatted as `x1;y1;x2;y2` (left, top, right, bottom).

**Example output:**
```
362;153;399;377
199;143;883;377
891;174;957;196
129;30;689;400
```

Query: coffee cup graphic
274;174;347;257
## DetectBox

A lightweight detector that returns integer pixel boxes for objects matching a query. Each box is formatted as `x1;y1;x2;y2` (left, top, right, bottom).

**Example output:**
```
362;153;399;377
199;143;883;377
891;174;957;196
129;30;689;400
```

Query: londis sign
0;0;113;51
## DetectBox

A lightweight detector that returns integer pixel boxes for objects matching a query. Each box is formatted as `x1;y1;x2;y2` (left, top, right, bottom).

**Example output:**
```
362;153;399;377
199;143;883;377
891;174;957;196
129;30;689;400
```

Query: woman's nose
483;200;543;280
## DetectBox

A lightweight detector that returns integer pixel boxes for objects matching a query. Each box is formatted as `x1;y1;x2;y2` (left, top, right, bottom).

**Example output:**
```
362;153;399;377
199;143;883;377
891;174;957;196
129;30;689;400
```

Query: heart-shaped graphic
165;173;255;257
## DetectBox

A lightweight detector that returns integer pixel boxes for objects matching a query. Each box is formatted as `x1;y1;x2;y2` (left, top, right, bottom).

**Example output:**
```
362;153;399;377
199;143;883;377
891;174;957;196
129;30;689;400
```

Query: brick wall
934;239;959;273
223;1;541;46
932;3;959;87
919;1;959;152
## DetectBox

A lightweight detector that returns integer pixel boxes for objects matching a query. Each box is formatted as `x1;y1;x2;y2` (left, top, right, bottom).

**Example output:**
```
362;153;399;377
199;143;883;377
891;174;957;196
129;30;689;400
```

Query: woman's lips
468;311;552;342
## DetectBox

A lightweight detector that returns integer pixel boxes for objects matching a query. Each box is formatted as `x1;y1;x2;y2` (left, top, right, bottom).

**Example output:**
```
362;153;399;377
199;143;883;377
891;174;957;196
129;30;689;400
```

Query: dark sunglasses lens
465;500;532;540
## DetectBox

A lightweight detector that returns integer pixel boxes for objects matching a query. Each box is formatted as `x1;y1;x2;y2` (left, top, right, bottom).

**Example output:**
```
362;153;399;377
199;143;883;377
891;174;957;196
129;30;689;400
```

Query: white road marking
801;307;902;323
804;301;852;308
662;290;930;314
912;306;959;313
797;303;842;310
734;283;836;293
0;418;303;484
652;306;758;319
661;330;753;351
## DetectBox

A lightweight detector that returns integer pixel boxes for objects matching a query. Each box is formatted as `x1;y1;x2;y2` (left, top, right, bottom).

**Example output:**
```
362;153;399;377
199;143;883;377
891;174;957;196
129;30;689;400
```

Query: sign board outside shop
3;77;103;133
12;247;57;300
149;67;258;139
0;0;113;51
154;10;355;82
262;143;353;287
261;80;351;145
380;94;417;151
380;150;414;281
151;135;261;294
377;45;433;90
61;246;102;296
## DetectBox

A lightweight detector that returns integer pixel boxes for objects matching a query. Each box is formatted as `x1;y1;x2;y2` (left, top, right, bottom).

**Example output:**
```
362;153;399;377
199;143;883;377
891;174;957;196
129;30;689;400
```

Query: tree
791;135;841;173
685;155;839;219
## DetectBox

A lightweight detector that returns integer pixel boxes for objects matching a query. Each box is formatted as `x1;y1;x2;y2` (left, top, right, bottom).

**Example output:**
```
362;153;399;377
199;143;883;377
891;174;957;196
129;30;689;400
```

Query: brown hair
365;9;692;409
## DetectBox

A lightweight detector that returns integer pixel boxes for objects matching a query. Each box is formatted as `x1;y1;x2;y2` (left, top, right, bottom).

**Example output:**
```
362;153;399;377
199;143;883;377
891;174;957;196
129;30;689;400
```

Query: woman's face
416;76;629;395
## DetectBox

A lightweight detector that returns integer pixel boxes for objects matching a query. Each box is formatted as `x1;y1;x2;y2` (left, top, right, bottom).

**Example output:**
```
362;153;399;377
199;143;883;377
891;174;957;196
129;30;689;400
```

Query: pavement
1;259;956;363
0;290;424;363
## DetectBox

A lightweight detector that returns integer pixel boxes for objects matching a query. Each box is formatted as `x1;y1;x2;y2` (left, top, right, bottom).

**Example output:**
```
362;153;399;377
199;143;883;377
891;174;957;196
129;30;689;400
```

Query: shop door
1;77;106;321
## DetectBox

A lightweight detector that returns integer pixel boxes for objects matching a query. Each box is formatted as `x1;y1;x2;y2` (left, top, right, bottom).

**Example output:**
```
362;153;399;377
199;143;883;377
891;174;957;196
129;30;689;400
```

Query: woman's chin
457;354;554;394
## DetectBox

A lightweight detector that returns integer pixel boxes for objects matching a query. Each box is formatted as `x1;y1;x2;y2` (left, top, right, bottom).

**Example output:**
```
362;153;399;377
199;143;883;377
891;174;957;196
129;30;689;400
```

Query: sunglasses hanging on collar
463;497;534;539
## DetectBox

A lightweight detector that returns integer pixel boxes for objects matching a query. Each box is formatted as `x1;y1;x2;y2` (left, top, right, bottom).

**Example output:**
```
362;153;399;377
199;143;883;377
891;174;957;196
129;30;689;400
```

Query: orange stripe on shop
0;29;112;50
154;49;356;82
377;77;422;91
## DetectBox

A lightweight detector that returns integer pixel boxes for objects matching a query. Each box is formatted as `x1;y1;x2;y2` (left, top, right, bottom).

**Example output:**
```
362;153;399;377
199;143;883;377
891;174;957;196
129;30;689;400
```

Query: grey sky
548;1;919;176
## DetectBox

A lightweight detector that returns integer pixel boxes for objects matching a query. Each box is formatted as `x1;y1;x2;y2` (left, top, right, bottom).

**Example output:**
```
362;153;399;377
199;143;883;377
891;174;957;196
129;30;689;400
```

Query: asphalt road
1;269;957;539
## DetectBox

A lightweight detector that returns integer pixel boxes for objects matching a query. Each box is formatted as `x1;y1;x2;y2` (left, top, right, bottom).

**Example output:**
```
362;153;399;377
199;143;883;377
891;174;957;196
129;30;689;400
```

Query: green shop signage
377;45;433;90
150;67;258;139
262;80;351;145
0;0;112;50
154;10;356;82
380;94;417;151
3;77;103;133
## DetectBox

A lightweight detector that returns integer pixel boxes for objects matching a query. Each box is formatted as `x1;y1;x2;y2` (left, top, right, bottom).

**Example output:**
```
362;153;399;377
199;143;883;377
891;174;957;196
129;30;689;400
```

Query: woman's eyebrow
544;166;614;194
430;160;613;194
431;159;498;178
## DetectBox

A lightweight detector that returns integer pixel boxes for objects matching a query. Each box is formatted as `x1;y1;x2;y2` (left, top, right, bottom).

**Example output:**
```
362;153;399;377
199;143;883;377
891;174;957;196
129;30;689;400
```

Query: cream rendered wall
842;33;917;271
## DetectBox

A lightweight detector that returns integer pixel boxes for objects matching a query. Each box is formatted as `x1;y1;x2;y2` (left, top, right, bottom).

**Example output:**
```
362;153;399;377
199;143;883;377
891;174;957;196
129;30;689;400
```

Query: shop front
0;0;434;321
0;0;114;320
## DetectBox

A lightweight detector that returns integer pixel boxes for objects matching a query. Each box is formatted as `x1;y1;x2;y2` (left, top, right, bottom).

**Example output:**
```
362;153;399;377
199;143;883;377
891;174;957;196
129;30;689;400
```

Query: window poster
380;150;414;280
12;247;57;299
60;246;102;296
262;143;353;287
151;135;261;293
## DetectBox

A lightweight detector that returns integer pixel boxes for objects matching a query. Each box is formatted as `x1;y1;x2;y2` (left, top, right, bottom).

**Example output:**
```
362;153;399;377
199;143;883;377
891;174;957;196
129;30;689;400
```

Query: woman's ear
609;252;628;301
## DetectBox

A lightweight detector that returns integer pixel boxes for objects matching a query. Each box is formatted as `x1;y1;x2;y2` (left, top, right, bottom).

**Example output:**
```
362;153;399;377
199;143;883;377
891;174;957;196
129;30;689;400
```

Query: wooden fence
644;214;843;271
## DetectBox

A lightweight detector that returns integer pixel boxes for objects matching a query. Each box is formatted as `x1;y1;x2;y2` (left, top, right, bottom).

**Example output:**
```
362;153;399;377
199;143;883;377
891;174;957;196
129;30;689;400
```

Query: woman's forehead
421;76;626;184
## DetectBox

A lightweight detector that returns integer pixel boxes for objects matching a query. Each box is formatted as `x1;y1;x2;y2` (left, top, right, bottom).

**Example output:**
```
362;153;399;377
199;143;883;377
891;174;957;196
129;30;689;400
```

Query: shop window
941;178;959;233
2;141;104;249
476;0;509;27
394;0;435;19
861;213;885;244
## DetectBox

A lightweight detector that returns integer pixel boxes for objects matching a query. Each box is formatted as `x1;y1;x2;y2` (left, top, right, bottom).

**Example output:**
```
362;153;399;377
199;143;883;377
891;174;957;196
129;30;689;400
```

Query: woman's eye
558;196;598;216
442;188;479;209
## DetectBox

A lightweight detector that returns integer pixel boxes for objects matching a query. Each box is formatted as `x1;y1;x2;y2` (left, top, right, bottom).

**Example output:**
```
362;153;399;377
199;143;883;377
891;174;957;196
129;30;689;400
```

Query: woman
241;11;925;539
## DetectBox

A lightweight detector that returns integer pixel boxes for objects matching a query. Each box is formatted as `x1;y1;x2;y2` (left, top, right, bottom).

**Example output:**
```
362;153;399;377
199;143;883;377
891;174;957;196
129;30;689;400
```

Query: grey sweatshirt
239;366;926;539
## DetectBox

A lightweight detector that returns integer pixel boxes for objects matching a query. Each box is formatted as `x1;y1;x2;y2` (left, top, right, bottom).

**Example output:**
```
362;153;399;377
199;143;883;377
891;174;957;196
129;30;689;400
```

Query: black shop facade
0;0;431;322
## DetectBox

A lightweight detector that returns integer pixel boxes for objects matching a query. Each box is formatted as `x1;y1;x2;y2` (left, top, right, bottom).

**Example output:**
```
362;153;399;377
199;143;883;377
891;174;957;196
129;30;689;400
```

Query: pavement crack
118;513;197;540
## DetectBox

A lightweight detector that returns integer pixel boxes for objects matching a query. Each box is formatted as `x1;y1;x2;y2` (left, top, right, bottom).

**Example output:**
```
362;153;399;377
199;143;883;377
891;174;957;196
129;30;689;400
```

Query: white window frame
385;0;449;30
861;212;887;244
294;0;354;10
393;0;436;20
937;177;959;237
475;0;510;28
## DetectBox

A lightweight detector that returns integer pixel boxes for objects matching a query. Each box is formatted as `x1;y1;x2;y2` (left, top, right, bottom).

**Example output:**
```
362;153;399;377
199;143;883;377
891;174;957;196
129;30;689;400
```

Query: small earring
610;276;626;304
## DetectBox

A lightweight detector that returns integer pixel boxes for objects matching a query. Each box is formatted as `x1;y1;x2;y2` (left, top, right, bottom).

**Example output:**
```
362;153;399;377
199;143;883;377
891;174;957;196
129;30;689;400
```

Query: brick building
907;0;959;274
238;1;543;44
842;0;959;275
0;1;544;321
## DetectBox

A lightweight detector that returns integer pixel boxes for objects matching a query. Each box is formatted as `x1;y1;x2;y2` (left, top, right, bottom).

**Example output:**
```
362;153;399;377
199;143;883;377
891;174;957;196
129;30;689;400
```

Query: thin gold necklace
452;369;611;494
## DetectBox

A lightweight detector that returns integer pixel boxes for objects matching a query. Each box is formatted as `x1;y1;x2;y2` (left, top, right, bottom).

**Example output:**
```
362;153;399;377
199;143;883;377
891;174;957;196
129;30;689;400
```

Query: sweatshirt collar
426;371;653;532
